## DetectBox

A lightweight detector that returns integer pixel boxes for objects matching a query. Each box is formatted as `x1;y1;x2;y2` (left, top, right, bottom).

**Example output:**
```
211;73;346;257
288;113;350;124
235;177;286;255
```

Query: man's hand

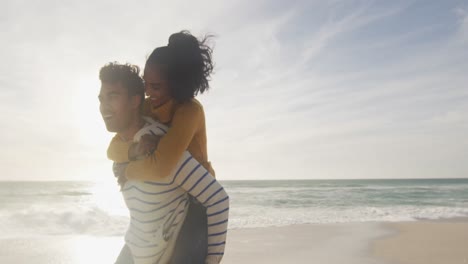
128;134;162;161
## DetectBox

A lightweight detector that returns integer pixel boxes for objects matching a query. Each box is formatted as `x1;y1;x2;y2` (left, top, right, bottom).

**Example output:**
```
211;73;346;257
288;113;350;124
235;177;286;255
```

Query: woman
109;31;224;263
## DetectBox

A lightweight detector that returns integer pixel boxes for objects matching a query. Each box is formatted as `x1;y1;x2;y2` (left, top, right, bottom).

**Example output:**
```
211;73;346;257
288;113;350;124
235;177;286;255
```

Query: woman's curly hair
146;30;214;102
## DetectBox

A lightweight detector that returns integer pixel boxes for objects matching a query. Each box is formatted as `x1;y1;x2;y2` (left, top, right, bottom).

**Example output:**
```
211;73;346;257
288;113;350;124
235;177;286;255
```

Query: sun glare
71;78;112;148
67;236;124;264
90;179;128;217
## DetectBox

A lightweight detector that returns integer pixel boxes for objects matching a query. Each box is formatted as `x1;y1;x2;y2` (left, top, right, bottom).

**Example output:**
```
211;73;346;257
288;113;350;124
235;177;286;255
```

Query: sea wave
1;202;468;236
0;205;129;238
228;205;468;229
1;180;467;236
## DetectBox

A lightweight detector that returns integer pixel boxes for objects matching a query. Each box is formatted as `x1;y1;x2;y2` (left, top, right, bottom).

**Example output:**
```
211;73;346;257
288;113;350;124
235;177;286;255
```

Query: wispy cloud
455;6;468;43
203;1;468;179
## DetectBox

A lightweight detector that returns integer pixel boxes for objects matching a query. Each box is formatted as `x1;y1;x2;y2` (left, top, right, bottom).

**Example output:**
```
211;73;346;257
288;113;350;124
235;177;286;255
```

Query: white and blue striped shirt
119;117;229;264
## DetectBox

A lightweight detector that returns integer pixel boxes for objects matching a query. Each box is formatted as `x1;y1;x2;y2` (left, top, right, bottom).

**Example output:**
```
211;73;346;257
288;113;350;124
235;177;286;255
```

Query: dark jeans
115;196;207;264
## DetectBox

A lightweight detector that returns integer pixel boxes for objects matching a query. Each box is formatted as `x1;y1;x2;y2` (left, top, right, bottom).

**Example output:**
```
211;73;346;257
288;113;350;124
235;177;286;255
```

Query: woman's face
143;64;172;108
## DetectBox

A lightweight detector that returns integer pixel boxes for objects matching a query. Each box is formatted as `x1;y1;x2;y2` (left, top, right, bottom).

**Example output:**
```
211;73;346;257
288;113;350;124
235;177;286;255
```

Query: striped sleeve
173;154;229;264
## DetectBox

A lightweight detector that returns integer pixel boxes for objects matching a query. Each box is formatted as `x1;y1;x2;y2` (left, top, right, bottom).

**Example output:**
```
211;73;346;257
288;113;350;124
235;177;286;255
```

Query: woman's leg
170;195;208;264
115;244;134;264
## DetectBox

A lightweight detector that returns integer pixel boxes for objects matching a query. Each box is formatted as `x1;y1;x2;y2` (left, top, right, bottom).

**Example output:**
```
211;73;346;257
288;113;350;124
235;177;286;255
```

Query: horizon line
1;177;467;183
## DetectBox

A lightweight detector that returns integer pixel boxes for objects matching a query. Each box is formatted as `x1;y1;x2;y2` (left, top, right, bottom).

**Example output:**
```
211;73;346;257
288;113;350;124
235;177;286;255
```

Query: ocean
1;179;468;238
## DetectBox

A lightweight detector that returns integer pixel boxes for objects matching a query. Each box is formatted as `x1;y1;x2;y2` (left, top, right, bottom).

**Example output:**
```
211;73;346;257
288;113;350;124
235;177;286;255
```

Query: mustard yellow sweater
107;98;215;180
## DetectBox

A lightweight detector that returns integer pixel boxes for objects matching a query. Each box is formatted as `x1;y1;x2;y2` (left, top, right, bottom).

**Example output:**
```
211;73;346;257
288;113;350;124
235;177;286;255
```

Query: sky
1;0;467;181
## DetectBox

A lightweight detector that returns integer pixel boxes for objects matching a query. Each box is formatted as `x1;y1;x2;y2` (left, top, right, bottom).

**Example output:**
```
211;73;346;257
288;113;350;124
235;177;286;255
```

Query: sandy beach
0;236;123;264
223;220;468;264
222;222;388;264
373;220;468;264
1;220;467;263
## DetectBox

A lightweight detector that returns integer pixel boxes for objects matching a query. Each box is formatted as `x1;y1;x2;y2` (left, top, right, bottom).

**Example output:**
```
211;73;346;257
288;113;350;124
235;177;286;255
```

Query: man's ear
131;95;142;110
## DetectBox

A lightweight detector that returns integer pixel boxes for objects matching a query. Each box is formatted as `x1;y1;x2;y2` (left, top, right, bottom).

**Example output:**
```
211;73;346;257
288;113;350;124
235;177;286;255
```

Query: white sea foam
0;205;129;238
227;205;468;229
2;203;467;237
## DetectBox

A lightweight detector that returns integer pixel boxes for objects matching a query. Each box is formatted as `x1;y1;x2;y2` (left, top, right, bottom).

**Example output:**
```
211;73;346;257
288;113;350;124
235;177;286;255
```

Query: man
98;62;229;264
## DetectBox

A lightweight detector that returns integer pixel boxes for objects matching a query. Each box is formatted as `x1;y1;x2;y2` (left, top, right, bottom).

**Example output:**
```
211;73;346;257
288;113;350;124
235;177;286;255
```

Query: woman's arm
107;135;132;163
125;101;202;180
106;98;159;163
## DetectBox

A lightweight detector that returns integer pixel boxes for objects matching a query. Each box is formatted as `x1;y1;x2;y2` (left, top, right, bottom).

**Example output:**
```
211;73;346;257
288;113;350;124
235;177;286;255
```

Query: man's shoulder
134;117;169;140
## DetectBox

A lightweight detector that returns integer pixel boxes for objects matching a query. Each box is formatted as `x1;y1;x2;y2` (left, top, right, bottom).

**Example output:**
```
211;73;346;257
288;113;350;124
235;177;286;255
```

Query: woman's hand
113;162;129;190
128;134;162;161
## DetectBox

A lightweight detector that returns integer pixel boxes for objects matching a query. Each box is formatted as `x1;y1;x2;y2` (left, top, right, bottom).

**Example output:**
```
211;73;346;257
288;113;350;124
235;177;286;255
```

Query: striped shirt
117;117;229;264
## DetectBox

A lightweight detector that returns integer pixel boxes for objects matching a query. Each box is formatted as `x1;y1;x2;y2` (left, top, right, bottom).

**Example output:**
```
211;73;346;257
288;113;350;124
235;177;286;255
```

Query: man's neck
118;116;144;142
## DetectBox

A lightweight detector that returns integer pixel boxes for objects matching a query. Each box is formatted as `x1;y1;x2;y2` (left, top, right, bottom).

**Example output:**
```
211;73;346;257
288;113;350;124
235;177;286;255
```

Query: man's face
99;82;138;133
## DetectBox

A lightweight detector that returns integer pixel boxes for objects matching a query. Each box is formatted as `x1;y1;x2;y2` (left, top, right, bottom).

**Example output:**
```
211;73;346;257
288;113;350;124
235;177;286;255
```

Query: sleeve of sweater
107;135;132;163
106;99;158;163
125;101;202;181
172;154;229;264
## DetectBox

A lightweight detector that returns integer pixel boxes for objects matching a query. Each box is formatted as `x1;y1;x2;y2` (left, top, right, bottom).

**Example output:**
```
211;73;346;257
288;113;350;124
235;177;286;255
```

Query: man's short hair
99;62;145;106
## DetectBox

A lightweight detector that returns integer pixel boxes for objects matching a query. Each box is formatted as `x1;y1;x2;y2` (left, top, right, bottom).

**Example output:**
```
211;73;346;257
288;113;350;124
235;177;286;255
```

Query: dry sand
223;220;468;264
372;220;468;264
222;222;388;264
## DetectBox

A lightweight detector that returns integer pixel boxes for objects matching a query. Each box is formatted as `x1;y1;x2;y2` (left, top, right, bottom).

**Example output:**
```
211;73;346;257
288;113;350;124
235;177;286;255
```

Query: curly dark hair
146;30;215;102
99;62;145;106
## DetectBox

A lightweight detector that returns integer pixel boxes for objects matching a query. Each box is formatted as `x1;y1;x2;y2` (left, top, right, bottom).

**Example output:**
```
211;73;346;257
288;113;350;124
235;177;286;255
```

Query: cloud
455;6;468;44
202;1;468;180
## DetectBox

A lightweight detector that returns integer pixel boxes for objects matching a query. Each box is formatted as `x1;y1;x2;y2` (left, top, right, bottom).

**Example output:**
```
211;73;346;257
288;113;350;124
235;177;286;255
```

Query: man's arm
172;154;229;264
